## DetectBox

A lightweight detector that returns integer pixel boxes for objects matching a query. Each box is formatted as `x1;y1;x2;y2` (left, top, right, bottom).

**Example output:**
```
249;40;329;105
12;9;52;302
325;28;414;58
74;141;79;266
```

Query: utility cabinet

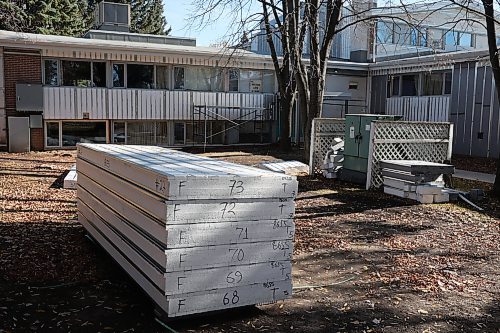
343;114;401;182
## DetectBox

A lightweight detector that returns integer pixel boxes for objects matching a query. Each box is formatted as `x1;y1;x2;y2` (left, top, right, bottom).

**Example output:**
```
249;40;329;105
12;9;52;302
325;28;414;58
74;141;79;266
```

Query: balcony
385;96;450;122
43;87;276;121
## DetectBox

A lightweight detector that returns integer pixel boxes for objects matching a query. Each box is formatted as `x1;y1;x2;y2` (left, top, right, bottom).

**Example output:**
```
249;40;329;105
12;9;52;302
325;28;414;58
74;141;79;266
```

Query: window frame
112;63;127;88
126;63;155;89
45;121;61;148
43;59;60;86
45;120;109;149
228;68;240;92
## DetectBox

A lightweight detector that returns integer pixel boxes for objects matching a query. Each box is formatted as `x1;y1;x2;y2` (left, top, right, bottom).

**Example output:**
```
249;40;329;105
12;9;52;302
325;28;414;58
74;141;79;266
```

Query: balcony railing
43;87;276;121
386;95;450;122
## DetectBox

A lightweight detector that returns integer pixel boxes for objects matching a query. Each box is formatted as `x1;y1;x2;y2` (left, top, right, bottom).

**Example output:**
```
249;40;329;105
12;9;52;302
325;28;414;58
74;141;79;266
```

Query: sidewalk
454;169;496;184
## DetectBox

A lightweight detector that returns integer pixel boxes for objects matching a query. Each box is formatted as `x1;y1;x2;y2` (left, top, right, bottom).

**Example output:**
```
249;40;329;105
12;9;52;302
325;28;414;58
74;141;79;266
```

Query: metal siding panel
471;66;485;156
454;63;469;155
465;63;476;155
491;79;500;158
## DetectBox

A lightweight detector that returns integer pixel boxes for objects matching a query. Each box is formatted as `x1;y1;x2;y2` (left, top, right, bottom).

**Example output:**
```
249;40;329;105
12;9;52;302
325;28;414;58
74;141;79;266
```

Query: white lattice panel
367;121;453;189
309;118;345;174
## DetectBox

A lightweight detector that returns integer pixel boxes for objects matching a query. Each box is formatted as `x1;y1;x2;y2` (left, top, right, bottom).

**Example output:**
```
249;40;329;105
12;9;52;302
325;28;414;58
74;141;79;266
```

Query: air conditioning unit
94;1;130;32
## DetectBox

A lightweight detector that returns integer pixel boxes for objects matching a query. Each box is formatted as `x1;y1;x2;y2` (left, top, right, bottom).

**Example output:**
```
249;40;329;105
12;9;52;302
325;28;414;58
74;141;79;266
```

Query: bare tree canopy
188;0;500;159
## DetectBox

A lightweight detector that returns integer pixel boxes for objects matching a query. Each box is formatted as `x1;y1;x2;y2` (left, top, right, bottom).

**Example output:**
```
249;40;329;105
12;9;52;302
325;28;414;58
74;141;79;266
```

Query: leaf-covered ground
0;148;498;332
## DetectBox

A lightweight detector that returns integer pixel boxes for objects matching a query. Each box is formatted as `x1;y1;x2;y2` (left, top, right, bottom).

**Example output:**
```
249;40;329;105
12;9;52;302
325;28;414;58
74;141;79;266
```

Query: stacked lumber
76;144;297;317
381;160;454;204
63;165;77;189
322;138;344;179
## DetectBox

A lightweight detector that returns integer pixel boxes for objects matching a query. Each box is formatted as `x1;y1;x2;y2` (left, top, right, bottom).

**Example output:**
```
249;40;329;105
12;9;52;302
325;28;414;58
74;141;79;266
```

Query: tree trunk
483;0;500;195
279;95;293;151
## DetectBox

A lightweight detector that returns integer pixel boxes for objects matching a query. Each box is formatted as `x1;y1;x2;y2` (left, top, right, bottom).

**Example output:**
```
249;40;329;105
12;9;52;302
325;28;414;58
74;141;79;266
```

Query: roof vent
94;1;130;32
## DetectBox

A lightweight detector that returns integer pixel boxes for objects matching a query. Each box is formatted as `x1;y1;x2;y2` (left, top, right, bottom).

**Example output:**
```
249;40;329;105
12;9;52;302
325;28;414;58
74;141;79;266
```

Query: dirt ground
0;147;498;333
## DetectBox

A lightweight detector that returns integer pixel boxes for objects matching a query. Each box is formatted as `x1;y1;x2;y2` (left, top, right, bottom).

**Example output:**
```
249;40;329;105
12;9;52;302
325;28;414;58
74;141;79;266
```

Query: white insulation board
76;144;295;317
77;144;298;200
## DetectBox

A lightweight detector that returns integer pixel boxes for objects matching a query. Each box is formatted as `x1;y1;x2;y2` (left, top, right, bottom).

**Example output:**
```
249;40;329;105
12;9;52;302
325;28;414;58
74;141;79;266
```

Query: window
92;62;106;87
422;72;443;96
174;67;185;89
174;122;185;144
348;82;358;90
46;122;60;147
444;31;473;47
127;64;154;89
155;122;168;145
229;69;239;92
458;32;472;47
125;121;168;145
156;66;169;89
377;21;393;43
44;60;59;86
185;67;212;91
62;60;91;87
401;75;418;96
239;70;262;93
211;69;224;92
127;121;155;145
444;30;458;46
113;122;125;143
262;71;275;93
62;122;106;146
387;75;400;97
444;71;452;94
497;37;500;46
112;64;125;88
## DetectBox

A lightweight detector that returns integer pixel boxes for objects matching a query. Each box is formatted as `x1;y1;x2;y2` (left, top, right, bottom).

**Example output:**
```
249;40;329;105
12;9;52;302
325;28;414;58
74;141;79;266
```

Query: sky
163;0;233;46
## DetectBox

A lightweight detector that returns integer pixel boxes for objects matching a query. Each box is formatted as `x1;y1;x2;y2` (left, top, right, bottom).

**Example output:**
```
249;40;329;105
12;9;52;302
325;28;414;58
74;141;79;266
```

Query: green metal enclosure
343;114;401;174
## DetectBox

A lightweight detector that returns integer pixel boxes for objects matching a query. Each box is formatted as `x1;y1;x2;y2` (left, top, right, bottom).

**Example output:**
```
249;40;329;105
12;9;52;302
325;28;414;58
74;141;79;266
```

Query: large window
377;21;393;43
401;75;418;96
46;122;60;147
444;30;473;47
127;64;154;89
62;61;91;87
422;72;443;96
116;121;169;145
174;67;223;91
62;122;106;146
156;66;169;89
44;60;59;86
60;60;106;87
92;62;107;87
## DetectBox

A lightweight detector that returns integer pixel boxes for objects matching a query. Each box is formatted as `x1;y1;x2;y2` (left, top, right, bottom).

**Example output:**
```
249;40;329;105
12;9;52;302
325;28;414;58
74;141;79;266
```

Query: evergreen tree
0;1;27;31
26;0;87;36
138;0;170;35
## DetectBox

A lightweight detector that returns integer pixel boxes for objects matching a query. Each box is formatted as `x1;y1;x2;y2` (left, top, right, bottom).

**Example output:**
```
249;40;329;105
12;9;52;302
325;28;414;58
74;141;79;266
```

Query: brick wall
4;49;43;151
30;127;44;151
4;50;42;116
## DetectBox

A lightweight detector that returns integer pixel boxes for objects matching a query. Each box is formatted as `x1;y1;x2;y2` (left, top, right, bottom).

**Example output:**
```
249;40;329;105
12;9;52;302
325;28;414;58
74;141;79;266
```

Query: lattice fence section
367;121;453;188
309;118;345;174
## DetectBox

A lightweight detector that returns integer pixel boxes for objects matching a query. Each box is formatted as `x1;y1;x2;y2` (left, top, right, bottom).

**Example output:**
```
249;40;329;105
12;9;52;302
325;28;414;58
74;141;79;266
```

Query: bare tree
481;0;500;195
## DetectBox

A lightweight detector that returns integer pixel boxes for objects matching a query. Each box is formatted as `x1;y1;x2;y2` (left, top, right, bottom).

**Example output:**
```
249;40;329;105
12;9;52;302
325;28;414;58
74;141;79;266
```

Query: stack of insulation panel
381;160;454;203
322;138;344;179
76;144;297;317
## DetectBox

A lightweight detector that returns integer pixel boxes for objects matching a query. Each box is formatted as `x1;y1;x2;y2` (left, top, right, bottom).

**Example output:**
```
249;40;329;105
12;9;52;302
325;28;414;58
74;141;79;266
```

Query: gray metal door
8;117;30;152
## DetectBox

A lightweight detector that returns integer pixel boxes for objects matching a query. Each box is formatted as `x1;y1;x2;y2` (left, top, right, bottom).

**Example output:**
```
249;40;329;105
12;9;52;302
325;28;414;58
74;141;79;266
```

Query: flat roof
0;30;370;71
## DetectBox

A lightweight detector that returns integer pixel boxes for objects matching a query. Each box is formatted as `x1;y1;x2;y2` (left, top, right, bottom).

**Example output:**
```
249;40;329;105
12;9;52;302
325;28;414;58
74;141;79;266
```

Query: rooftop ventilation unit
94;1;130;32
